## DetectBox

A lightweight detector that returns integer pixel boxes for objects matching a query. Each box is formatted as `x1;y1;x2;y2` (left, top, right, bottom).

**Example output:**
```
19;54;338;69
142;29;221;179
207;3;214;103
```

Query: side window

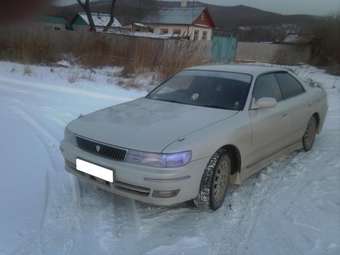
253;74;282;101
202;31;208;40
193;30;199;40
275;72;305;99
160;28;169;34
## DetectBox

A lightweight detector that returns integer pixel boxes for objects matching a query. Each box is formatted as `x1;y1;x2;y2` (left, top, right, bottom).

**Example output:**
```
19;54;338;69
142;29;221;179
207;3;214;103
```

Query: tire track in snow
4;99;144;254
3;103;55;255
105;197;141;254
7;101;81;255
210;151;318;255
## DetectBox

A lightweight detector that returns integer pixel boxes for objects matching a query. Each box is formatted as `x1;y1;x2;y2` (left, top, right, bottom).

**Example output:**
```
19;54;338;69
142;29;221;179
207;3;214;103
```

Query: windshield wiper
199;104;227;110
152;98;182;104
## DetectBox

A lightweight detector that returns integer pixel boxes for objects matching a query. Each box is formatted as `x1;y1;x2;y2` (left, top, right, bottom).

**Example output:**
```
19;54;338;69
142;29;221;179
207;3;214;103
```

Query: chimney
181;0;188;8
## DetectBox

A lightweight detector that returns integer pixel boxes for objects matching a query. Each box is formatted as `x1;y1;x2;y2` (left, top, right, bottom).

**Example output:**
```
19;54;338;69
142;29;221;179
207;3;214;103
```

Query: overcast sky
57;0;340;15
199;0;340;15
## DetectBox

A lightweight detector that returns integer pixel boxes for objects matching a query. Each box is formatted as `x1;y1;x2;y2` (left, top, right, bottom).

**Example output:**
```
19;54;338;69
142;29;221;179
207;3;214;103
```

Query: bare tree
103;0;117;32
76;0;96;31
309;12;340;65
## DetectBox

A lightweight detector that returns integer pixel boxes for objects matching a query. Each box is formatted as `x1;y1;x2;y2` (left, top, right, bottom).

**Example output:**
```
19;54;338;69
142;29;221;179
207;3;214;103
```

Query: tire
193;149;231;210
303;116;317;152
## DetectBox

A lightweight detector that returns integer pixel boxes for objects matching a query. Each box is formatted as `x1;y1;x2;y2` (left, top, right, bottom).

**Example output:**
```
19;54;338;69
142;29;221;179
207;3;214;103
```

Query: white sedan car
60;65;328;210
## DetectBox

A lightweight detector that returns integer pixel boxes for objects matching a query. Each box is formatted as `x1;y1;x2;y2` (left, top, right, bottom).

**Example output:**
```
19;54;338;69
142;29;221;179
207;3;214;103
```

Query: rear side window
253;74;282;101
275;72;305;99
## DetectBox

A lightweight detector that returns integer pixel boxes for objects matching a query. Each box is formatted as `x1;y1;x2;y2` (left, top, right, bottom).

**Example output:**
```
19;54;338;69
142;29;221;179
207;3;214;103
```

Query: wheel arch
312;112;321;133
219;144;242;175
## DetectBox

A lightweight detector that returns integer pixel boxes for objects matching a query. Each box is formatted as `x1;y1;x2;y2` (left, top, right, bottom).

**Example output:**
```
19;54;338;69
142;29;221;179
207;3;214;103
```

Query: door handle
281;113;288;118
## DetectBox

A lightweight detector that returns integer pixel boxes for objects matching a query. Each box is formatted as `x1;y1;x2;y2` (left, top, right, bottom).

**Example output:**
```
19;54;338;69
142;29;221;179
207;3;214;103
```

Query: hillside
49;0;318;30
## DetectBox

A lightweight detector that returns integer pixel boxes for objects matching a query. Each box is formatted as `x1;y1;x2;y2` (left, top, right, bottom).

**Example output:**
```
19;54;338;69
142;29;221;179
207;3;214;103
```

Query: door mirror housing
253;97;277;109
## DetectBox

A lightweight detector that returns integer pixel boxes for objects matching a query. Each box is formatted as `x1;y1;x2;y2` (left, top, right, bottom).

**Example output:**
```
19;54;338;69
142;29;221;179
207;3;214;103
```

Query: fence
236;42;311;64
212;36;237;64
0;25;213;77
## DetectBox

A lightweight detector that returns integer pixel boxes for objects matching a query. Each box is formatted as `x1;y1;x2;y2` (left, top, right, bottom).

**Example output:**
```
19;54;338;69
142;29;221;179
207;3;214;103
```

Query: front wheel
303;116;317;151
193;150;231;210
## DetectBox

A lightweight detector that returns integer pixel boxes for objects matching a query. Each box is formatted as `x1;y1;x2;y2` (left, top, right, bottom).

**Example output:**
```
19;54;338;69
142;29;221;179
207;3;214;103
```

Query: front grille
76;136;127;161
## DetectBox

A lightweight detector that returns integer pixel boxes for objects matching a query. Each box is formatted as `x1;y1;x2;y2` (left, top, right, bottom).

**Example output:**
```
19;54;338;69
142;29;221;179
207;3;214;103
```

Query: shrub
309;13;340;65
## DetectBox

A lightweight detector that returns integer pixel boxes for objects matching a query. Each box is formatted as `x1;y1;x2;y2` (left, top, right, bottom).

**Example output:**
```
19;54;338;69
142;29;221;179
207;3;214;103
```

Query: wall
236;42;311;64
151;25;212;40
33;22;66;32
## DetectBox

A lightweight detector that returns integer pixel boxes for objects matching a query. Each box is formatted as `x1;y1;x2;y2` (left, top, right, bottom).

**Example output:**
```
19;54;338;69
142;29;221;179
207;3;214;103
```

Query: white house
138;7;216;40
72;12;122;32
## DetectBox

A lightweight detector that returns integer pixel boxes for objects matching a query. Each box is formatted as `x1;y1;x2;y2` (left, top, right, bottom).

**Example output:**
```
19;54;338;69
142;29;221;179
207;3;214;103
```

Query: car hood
68;98;238;152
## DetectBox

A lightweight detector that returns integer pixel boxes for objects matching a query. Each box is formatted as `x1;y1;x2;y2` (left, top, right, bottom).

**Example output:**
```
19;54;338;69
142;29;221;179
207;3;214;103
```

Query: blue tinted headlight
125;150;192;168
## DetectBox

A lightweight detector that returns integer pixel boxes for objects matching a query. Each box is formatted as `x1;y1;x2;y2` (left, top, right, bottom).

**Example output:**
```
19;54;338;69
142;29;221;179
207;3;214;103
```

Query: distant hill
49;0;319;31
49;0;160;25
158;1;319;30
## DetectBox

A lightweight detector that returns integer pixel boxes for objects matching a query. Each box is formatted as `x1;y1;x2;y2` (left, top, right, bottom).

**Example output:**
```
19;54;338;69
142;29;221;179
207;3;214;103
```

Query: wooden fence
236;42;311;64
0;25;212;77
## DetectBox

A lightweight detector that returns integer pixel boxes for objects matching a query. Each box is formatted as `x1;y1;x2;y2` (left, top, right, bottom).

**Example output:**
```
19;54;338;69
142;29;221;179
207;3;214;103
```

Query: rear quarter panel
294;73;328;133
308;85;328;132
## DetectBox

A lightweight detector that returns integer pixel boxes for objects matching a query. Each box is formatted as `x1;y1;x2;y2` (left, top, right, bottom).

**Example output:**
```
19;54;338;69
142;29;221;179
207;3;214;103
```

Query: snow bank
0;61;157;98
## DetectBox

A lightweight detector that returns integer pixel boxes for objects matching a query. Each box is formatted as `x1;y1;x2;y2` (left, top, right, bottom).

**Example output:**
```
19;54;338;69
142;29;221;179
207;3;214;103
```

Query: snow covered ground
0;62;339;255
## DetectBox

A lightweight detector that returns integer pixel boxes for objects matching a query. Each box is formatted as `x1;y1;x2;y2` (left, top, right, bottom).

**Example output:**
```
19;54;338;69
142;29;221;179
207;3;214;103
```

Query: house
71;12;122;32
282;33;314;46
128;23;153;33
36;16;69;31
138;7;215;40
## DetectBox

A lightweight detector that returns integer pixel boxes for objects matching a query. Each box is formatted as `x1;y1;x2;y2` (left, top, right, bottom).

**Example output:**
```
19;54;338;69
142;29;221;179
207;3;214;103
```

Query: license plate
76;159;114;183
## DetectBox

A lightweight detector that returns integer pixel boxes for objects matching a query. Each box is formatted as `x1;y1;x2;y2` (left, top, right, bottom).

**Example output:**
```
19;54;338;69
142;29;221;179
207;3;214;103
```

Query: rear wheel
194;150;231;210
303;116;317;151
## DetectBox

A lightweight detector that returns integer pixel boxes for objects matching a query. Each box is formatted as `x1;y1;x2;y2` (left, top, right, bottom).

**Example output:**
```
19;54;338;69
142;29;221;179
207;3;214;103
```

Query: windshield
147;70;252;111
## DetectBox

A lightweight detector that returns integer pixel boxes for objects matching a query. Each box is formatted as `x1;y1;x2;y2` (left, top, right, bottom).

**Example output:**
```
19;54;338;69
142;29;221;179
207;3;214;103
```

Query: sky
57;0;340;15
196;0;340;15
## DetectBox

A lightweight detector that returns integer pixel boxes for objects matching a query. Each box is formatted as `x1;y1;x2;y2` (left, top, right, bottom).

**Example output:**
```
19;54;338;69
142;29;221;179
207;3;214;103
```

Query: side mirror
254;97;277;109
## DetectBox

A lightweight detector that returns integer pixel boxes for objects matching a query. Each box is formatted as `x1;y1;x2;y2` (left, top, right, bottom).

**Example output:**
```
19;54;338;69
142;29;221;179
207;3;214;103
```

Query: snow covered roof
141;7;205;25
283;34;300;43
282;33;313;45
79;13;121;28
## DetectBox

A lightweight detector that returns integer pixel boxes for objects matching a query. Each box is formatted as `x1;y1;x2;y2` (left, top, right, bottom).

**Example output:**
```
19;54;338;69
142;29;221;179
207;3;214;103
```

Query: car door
274;72;310;145
248;73;291;167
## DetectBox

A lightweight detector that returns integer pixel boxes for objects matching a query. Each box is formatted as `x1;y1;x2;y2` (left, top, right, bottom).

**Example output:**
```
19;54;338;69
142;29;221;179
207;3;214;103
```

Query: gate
212;36;238;63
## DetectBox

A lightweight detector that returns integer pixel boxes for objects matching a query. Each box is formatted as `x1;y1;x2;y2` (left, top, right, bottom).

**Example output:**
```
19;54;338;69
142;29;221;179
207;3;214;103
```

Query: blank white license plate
76;159;114;183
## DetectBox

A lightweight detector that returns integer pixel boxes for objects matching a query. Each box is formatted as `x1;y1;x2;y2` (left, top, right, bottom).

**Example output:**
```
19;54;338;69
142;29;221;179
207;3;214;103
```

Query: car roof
185;64;288;76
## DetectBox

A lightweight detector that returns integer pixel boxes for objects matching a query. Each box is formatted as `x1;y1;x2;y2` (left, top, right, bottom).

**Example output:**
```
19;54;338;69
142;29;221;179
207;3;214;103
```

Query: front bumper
60;140;209;206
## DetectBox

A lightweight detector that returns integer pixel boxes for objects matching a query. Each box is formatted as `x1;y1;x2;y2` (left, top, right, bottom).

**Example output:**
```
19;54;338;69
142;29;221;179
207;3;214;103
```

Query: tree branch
104;0;117;32
77;0;96;32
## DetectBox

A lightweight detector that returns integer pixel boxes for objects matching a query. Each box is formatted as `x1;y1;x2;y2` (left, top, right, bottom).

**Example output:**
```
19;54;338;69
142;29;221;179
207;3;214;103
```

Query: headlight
125;150;192;168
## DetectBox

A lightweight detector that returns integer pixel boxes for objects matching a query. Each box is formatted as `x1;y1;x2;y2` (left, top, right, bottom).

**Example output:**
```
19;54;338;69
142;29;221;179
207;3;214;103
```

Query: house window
160;28;169;34
193;30;199;40
173;29;181;35
202;31;208;40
